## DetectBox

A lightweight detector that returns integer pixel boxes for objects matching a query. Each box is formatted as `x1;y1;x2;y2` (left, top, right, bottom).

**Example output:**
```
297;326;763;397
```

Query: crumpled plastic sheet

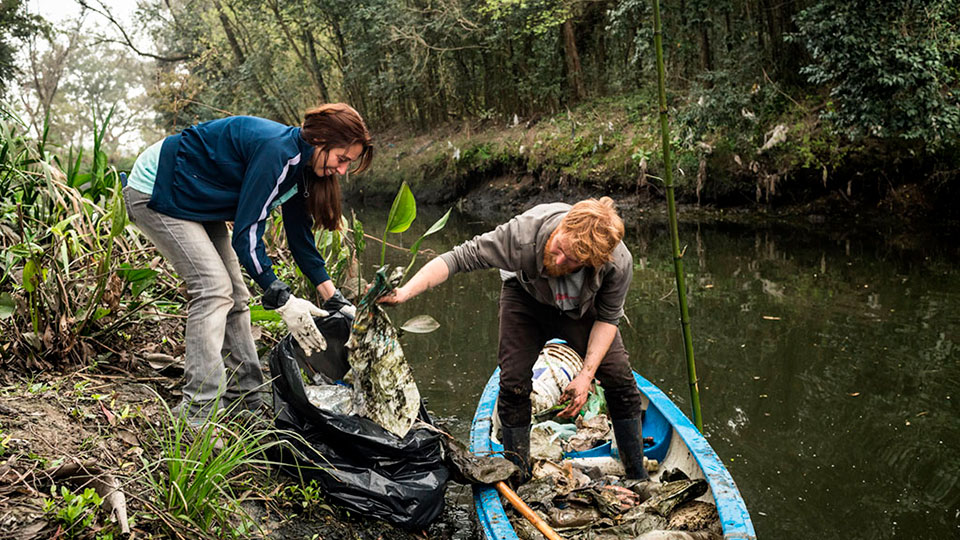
345;266;421;438
304;383;355;415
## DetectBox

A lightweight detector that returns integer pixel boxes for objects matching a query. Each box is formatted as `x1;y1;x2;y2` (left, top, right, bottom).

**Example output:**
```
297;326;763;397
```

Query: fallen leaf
18;519;48;539
144;352;184;374
400;314;440;334
99;401;116;427
117;429;140;447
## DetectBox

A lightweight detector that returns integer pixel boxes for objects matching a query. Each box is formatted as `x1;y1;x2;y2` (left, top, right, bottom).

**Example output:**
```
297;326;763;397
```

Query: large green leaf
117;264;160;299
352;213;366;254
51;214;81;236
385;182;416;234
410;208;452;253
0;292;15;320
249;305;282;323
108;185;126;238
22;259;40;293
116;264;159;283
93;150;108;178
70;172;92;190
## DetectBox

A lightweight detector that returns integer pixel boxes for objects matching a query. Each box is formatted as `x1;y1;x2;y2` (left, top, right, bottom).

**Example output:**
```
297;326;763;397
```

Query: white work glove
276;295;329;355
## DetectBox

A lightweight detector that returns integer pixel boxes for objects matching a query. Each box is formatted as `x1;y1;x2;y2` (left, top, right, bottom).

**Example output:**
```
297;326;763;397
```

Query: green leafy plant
376;181;452;333
137;395;289;537
43;485;103;539
381;181;417;266
792;0;960;145
0;104;170;366
281;479;334;518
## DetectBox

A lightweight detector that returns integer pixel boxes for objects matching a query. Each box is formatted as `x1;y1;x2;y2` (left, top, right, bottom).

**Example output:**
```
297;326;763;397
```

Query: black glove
322;289;356;322
262;280;293;310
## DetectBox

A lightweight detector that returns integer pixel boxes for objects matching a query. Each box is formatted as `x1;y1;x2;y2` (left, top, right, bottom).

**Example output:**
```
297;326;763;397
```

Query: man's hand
557;374;593;418
377;285;411;305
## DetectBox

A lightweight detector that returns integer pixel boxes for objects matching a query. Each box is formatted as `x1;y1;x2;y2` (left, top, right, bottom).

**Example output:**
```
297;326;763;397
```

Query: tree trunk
698;23;713;72
304;32;330;103
561;19;585;101
724;10;732;54
266;0;328;104
213;0;286;121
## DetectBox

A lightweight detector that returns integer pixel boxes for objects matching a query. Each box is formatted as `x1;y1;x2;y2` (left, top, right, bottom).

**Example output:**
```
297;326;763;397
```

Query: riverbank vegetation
0;103;442;537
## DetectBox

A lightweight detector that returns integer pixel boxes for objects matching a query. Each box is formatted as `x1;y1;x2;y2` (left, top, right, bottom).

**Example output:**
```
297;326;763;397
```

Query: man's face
544;228;585;277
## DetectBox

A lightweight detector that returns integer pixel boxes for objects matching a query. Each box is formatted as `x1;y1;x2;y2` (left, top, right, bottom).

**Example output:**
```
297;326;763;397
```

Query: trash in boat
494;339;605;441
530;339;583;415
509;467;721;539
503;341;721;539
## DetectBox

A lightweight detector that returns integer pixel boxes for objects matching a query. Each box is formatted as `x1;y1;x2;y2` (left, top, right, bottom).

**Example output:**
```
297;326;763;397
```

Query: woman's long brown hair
300;103;374;230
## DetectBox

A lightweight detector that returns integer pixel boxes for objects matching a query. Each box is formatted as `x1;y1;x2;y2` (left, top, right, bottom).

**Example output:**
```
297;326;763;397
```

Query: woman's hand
276;295;329;355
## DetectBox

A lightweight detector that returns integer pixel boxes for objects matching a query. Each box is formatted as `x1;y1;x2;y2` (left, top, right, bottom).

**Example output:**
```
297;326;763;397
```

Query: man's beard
544;254;566;276
543;229;566;277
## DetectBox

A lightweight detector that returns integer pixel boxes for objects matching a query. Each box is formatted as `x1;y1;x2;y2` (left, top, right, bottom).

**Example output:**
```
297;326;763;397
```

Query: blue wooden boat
470;368;756;540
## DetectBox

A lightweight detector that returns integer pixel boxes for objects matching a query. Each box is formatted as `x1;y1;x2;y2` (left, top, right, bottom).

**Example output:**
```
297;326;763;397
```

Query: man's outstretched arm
378;257;450;305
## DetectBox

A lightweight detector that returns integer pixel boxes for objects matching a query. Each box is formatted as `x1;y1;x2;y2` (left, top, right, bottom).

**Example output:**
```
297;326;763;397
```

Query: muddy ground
0;313;482;540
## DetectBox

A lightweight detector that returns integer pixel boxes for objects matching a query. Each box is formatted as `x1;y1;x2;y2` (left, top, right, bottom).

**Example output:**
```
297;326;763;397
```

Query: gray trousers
123;186;263;418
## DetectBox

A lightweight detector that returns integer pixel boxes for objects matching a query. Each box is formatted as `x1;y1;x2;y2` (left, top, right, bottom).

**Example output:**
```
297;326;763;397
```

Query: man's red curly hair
560;197;625;268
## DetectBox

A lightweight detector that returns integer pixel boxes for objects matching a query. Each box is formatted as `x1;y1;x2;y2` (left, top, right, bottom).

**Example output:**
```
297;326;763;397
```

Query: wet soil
0;314;483;539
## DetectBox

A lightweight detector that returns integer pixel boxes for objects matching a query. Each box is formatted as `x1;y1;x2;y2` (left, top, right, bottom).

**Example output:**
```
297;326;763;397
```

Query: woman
123;103;373;424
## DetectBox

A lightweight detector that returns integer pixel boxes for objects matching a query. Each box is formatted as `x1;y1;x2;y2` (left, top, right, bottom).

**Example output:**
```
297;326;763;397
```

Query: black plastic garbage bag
267;312;449;530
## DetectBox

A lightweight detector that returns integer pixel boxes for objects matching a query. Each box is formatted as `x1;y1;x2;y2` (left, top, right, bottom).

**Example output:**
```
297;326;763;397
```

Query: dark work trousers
496;278;643;428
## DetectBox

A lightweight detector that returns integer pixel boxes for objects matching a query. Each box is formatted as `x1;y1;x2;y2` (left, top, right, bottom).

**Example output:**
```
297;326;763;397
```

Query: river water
354;205;960;540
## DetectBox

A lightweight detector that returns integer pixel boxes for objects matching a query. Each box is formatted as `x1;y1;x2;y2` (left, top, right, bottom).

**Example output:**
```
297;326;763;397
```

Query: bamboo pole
495;481;565;540
651;0;704;431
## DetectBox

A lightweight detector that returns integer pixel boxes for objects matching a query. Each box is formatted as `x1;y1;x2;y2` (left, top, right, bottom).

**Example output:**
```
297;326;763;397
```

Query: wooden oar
495;480;565;540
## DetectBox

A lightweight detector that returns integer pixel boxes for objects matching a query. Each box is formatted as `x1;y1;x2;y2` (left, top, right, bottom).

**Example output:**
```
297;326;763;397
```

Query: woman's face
313;143;364;176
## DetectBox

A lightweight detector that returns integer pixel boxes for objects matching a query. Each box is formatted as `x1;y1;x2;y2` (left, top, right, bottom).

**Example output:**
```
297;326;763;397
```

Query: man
380;197;648;480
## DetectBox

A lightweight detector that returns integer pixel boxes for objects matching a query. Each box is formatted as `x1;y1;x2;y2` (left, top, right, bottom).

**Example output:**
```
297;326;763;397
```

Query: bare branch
77;0;196;62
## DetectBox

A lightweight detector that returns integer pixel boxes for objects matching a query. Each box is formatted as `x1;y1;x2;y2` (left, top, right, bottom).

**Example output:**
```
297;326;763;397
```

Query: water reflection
347;203;960;540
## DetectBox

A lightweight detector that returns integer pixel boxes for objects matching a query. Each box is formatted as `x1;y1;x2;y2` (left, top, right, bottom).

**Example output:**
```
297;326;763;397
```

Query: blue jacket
150;116;330;290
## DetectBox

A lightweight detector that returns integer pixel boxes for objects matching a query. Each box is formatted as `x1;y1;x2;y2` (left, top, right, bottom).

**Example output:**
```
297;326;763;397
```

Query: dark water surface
353;205;960;540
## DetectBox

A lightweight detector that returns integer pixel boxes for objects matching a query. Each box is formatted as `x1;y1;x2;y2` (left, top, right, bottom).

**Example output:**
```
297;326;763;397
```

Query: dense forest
4;0;960;215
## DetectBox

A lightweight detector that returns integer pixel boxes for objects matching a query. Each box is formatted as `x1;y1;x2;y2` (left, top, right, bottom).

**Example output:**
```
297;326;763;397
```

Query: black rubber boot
613;416;650;480
500;424;531;483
